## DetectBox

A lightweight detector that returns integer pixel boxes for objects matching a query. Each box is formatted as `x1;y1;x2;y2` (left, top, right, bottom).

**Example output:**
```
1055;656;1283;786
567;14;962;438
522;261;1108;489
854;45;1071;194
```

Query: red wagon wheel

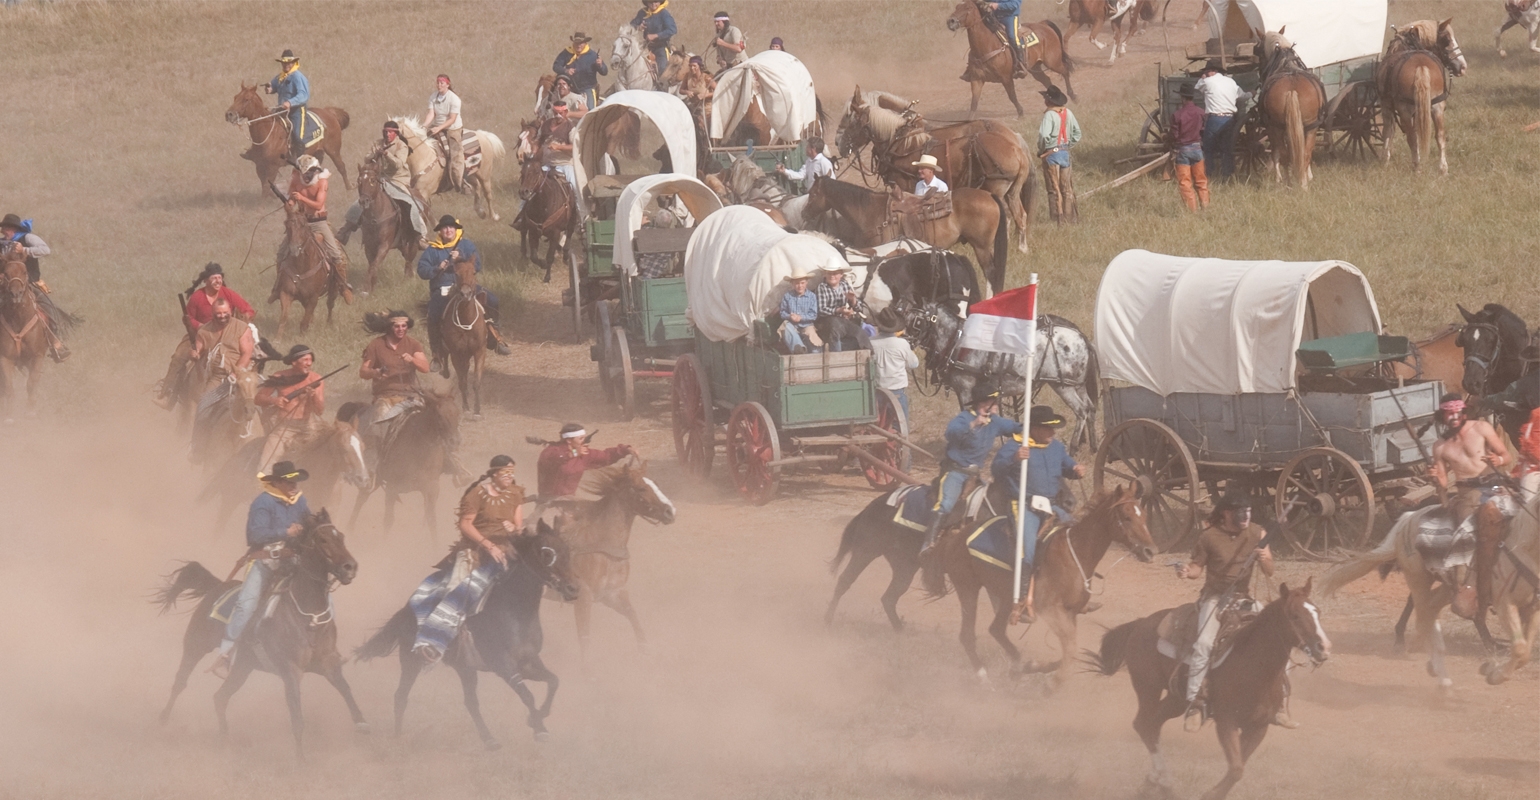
671;354;714;477
726;401;781;505
861;388;912;489
1094;419;1201;552
1276;447;1375;560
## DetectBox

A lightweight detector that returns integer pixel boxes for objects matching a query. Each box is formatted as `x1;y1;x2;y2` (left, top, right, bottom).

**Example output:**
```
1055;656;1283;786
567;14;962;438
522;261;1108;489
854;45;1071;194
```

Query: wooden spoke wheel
566;245;586;341
726;401;781;505
1136;107;1167;155
1233;115;1270;183
1276;447;1375;559
1323;81;1382;161
1095;419;1200;552
861;388;913;489
670;354;714;478
609;326;636;422
595;301;615;401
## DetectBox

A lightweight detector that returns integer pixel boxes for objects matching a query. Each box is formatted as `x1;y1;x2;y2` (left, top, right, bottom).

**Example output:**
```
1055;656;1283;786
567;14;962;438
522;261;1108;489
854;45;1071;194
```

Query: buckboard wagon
1092;250;1441;558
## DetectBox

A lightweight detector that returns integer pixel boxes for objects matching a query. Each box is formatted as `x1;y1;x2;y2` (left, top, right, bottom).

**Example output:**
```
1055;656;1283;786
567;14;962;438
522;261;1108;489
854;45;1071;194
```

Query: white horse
1496;0;1540;57
609;24;657;93
1323;497;1539;689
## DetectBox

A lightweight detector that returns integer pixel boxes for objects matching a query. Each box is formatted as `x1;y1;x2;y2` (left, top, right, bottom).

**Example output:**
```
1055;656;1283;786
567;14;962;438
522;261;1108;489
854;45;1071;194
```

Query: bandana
279;60;299;79
261;487;304;505
561;428;588;440
1012;433;1049;449
714;13;730;21
641;0;668;17
1440;399;1466;415
429;228;463;249
566;42;591;56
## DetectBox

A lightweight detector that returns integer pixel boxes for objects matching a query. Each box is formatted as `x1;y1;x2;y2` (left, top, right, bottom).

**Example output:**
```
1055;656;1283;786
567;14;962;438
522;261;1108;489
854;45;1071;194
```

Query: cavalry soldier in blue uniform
985;1;1027;75
921;384;1022;556
265;49;312;161
552;31;608;112
990;405;1084;620
631;0;677;77
415;215;512;373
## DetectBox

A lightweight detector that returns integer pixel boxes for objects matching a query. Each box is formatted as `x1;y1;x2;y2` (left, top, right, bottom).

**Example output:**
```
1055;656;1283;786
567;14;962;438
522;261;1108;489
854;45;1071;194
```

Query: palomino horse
918;485;1157;685
1257;32;1326;189
356;523;582;748
1323;498;1540;689
349;388;462;535
802;176;1009;297
946;1;1077;117
0;256;51;420
1378;20;1466;175
511;159;577;282
1091;580;1331;800
560;455;677;658
273;204;341;336
441;258;490;419
839;87;1034;258
390;116;507;221
353;158;427;294
189;365;264;473
1496;0;1540;57
225;82;351;193
153;510;367;759
1064;0;1155;64
199;407;368;531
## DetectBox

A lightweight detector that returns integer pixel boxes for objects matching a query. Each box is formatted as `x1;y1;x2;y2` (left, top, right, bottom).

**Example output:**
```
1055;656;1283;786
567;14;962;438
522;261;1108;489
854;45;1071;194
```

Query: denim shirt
779;290;818;325
991;437;1077;500
416;238;481;296
246;491;311;548
944;410;1022;468
269;70;311;107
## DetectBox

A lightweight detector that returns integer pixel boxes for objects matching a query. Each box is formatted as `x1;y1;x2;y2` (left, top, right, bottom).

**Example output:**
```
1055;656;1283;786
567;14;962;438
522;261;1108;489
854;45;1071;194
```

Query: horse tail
1321;512;1409;597
1045;21;1074;75
1084;337;1100;405
151;562;224;613
1088;619;1140;676
919;554;952;599
479;131;507;159
334;108;351;131
355;605;416;661
1413;65;1433;163
830;505;868;575
1285;89;1308;189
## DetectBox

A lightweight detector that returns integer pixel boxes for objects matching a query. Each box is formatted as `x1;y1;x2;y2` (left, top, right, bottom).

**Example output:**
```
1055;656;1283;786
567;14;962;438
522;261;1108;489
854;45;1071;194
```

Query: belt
307;213;328;223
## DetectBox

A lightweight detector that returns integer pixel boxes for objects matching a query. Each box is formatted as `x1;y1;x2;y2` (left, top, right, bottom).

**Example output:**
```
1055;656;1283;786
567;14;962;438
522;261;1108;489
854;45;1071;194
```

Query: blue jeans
892;388;910;421
649;44;670;75
1043;149;1071;168
1201;115;1237;178
1174;143;1205;166
781;321;816;352
221;559;272;654
937;469;970;515
1016;501;1071;568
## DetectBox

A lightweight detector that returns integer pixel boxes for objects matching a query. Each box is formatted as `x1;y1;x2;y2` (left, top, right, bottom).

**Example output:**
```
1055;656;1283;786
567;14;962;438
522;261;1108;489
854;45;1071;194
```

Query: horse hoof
470;413;483;422
1426;661;1440;678
533;731;552;743
484;737;503;751
355;722;372;735
1478;661;1494;677
1486;671;1507;686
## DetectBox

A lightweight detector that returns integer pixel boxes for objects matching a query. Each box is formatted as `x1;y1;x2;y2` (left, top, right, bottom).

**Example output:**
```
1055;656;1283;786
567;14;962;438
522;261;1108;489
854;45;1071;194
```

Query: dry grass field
0;1;1535;799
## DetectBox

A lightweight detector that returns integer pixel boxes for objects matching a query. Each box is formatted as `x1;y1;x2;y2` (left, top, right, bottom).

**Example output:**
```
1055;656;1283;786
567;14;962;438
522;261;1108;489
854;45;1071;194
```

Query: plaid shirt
814;277;853;317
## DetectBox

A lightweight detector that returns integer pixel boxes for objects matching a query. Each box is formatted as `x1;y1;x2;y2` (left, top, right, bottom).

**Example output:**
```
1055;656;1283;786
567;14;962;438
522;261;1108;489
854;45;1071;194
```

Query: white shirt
428;90;464;130
1193;74;1248;116
915;175;949;194
782;152;833;191
869;334;918;392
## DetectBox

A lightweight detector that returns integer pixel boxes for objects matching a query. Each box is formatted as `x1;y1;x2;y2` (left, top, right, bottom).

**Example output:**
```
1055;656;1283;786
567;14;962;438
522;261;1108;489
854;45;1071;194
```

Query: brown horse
225;82;351;193
152;510;367;759
199;407;369;532
1378;21;1466;175
354;157;427;294
273;204;341;336
802;175;1010;297
838;87;1034;259
947;1;1076;117
511;158;576;282
919;486;1158;685
0;256;51;420
1065;0;1155;63
558;455;677;658
1257;33;1326;189
441;258;489;419
348;388;462;535
1091;580;1331;800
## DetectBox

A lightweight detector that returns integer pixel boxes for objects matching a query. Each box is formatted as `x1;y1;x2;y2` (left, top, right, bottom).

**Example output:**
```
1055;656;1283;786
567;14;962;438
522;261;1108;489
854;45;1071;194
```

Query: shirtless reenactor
256;344;326;473
1429;394;1508;524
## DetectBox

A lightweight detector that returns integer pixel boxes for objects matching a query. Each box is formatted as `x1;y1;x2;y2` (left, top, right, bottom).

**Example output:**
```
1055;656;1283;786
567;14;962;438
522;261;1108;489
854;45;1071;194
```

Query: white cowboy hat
816;264;853;275
783;266;817;282
911;154;942;171
296;155;321;172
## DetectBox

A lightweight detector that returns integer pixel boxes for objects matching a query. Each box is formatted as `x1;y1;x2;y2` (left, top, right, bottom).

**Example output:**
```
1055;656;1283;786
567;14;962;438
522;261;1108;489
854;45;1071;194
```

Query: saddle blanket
964;514;1056;573
889;483;995;531
1154;599;1261;663
428;130;486;172
290;110;326;150
1414;494;1519;577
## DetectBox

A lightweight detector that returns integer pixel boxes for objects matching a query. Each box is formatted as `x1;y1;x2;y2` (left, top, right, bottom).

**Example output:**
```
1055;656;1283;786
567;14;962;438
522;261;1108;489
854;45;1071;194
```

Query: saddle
888;188;953;240
281;109;327;150
1156;597;1261;668
425;130;486;173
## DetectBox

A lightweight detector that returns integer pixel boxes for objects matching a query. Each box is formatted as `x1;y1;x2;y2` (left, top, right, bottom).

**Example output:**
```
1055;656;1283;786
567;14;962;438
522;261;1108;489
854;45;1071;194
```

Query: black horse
1458;303;1535;439
356;522;581;749
865;249;981;317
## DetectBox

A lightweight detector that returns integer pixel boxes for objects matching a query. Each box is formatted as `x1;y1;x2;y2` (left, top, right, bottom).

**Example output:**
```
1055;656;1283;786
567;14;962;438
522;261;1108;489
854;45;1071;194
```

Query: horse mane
573;453;646;501
863;104;910;142
391;115;428;141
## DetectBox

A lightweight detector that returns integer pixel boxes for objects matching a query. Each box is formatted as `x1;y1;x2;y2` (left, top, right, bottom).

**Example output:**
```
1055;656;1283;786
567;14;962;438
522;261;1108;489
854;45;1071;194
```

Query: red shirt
185;286;255;330
1171;101;1205;147
537;443;628;498
1518;407;1540;474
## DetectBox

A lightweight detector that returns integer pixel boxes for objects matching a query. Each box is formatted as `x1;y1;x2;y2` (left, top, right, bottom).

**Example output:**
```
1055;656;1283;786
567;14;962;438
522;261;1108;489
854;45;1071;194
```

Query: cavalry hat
436;214;463;231
261;461;310;483
0;214;23;229
969;382;1002;407
1040;85;1069;106
911;154;943;171
276;49;299;63
281;343;314;364
571;31;592;43
1029;405;1067;428
296;154;321;172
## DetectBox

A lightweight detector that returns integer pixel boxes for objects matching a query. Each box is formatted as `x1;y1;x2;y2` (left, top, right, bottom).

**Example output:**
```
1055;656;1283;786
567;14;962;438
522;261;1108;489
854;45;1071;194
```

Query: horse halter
1461;322;1502;391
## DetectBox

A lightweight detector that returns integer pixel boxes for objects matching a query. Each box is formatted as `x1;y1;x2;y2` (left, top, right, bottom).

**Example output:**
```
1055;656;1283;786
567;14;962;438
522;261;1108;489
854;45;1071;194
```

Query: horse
659;45;693;92
905;301;1101;453
273;204;340;336
946;1;1077;117
1398;18;1470;77
152;510;367;759
1390;322;1465;390
355;522;582;748
1496;0;1540;57
199;407;369;532
558;455;677;658
716;155;816;229
1322;495;1540;689
188;365;265;475
441;258;489;419
1256;31;1326;189
225;82;351;194
1378;21;1464;175
802;176;1009;298
511;158;576;282
349;388;463;535
916;486;1157;686
1456;303;1532;398
1089;580;1331;800
0;256;52;420
838;87;1034;259
872;249;981;316
353;157;427;295
610;24;659;92
1064;0;1155;64
389;116;507;221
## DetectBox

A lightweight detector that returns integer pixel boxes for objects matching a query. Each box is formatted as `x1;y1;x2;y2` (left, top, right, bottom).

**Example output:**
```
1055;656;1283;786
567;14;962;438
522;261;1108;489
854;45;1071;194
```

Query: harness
513;167;575;236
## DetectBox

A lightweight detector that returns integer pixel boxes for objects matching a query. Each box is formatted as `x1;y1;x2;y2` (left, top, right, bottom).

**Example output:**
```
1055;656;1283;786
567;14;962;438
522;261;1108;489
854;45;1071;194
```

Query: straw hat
912;154;942;171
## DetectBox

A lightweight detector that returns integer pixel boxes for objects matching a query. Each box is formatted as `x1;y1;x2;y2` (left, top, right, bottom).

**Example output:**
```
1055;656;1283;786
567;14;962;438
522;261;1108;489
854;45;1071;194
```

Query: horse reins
448;290;486;331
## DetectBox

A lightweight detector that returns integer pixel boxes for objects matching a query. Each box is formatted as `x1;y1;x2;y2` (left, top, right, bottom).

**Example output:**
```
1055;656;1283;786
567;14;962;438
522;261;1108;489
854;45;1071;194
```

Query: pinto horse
511;159;576;282
354;158;427;294
1378;20;1466;175
917;486;1157;686
947;1;1076;117
1064;0;1155;64
441;258;490;419
226;82;350;194
1091;580;1331;800
1257;32;1326;189
272;204;340;336
0;256;51;420
153;510;367;759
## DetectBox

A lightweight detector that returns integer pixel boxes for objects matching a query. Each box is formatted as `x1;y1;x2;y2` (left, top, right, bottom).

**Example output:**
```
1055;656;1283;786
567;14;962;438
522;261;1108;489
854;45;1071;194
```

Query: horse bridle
285;523;350;626
1461;322;1503;393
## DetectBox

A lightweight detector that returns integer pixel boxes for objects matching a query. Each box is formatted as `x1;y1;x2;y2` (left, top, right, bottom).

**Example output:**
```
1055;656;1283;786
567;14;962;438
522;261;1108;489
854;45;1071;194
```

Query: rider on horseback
983;1;1027;76
415;215;513;370
255;344;326;473
155;263;256;410
338;121;430;248
989;405;1083;621
920;383;1022;557
1;213;70;361
209;460;311;679
265;49;311;162
186;297;257;465
552;31;608;112
536;423;639;503
281;155;354;304
631;0;677;78
357;309;430;463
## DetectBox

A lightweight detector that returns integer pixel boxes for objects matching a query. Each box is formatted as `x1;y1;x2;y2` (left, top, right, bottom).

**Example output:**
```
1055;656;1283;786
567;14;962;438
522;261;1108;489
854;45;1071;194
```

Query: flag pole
1013;274;1039;605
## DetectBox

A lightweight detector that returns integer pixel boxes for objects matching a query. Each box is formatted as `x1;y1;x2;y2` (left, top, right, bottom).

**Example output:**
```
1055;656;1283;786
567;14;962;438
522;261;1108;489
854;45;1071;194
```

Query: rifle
177;292;195;338
525;431;599;447
276;363;350;402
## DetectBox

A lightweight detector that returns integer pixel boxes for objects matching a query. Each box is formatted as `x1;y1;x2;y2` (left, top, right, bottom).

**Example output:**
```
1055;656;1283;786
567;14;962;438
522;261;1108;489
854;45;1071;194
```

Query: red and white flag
959;280;1038;354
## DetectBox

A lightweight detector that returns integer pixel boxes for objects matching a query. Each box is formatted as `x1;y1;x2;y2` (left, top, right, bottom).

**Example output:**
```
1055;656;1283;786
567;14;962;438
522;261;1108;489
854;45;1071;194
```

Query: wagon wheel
595;301;615;401
726;401;781;505
861;388;913;489
609;326;636;422
1095;419;1200;552
1275;447;1375;560
671;354;714;477
566;245;586;340
1136;107;1167;155
1233;114;1269;182
1323;81;1381;161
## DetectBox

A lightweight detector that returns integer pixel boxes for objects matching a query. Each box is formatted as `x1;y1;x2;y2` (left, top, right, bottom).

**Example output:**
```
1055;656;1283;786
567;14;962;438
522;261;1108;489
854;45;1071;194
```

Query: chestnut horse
1378;20;1467;175
273;204;340;336
802;175;1009;297
153;510;367;760
1064;0;1155;64
0;256;50;420
946;1;1077;117
349;388;462;535
226;82;350;194
1257;32;1326;189
511;159;576;282
441;258;489;419
1091;580;1331;800
354;157;427;294
918;486;1158;686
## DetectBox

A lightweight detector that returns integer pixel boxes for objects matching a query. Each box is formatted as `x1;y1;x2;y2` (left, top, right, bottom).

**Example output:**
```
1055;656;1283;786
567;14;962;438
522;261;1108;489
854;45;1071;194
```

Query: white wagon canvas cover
612;173;723;276
1094;249;1382;395
1205;0;1387;69
710;50;819;143
572;90;697;212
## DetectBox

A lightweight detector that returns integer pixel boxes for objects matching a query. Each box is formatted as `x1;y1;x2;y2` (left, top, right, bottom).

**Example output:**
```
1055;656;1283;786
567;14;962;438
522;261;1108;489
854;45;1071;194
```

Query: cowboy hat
0;214;23;229
276;49;299;63
1040;85;1069;106
261;460;310;483
1203;59;1223;74
1029;405;1067;428
1178;83;1196;99
875;307;905;334
571;31;592;43
782;265;817;282
296;154;321;172
281;343;314;364
816;263;853;275
435;214;463;231
969;382;1002;407
911;154;943;171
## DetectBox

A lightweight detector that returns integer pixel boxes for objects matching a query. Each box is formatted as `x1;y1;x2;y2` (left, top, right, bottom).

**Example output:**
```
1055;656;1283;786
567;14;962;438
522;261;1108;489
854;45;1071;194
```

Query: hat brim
1032;416;1067;428
262;468;310;482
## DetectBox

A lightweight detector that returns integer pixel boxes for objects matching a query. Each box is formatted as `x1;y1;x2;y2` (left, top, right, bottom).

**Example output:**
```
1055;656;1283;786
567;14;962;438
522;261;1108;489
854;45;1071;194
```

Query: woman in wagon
778;268;820;354
813;264;869;353
777;136;833;193
920;384;1021;557
989;405;1083;622
913;154;949;195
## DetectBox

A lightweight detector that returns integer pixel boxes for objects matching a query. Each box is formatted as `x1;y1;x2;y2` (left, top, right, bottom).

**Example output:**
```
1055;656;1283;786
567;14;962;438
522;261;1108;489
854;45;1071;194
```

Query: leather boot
918;515;944;558
336;218;359;246
427;323;445;373
485;321;513;356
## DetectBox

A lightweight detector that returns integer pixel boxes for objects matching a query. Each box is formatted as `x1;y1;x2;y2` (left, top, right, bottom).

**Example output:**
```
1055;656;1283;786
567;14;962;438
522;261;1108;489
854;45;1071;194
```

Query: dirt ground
0;1;1535;799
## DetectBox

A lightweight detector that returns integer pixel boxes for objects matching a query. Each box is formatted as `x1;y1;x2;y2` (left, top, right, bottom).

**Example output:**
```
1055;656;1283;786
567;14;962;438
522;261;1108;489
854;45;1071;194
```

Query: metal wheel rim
726;402;780;505
1275;447;1375;560
1094;419;1200;552
596;302;615;401
863;387;912;488
613;327;635;421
